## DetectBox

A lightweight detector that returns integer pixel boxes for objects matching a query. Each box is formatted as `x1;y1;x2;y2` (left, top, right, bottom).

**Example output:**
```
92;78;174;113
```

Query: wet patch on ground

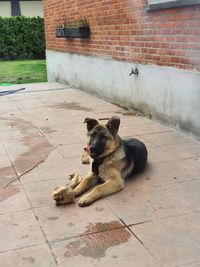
0;166;17;186
54;101;93;112
64;221;131;259
0;114;53;178
84;221;124;234
22;256;35;263
0;186;20;202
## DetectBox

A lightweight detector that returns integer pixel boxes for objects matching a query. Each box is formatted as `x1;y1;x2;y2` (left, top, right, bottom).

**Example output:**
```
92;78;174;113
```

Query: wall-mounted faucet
129;68;139;76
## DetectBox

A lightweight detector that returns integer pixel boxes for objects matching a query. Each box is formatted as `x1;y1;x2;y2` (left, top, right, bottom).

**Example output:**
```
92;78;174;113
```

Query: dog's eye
100;134;107;140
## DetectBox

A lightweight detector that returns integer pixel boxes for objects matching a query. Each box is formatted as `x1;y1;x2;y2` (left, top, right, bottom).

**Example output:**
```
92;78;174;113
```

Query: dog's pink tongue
86;146;91;155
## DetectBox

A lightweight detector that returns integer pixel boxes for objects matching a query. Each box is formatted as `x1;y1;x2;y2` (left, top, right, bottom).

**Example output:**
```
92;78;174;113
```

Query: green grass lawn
0;60;47;84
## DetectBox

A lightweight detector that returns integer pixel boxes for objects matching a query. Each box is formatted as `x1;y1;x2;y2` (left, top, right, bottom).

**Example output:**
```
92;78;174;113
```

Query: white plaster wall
20;1;43;17
0;2;11;17
46;50;200;136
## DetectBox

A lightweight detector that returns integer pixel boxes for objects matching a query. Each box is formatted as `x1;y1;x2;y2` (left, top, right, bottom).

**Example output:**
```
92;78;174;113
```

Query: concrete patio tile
0;125;26;140
132;135;156;149
0;101;19;112
22;106;56;117
6;82;68;94
44;131;85;147
23;177;68;208
40;121;86;146
51;227;161;267
20;150;71;184
0;210;44;252
119;121;173;136
117;114;154;124
0;185;30;214
50;109;95;128
0;165;18;187
0;142;12;166
104;166;200;223
49;99;94;113
3;121;53;176
161;140;200;159
40;88;99;103
147;145;178;163
4;138;53;176
93;104;125;113
131;212;200;267
0;244;56;267
43;94;125;115
56;143;85;159
26;113;68;129
150;180;200;219
67;156;90;176
3;139;29;161
104;183;164;225
144;157;200;186
141;130;196;146
0;110;31;125
34;201;121;242
23;107;68;128
14;98;49;110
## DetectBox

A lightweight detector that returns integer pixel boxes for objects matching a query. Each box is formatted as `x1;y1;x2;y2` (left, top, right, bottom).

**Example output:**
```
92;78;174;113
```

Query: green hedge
0;16;45;60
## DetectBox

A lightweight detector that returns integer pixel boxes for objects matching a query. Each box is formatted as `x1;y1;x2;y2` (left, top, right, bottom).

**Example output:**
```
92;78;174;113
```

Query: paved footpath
0;82;200;267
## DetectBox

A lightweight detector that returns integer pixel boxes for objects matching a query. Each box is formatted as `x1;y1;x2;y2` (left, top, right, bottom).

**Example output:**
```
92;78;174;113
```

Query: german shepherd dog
74;116;148;207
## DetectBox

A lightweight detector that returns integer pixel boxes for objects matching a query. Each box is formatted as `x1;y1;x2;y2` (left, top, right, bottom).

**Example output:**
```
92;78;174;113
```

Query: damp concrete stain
48;216;58;221
84;221;123;234
0;115;53;176
54;101;93;112
0;186;20;202
95;207;104;212
11;223;18;226
116;111;136;116
21;234;29;239
22;256;35;263
0;166;17;186
64;221;131;259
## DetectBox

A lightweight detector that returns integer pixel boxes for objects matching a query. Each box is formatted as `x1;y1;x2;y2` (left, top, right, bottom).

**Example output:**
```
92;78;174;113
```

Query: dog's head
84;116;120;159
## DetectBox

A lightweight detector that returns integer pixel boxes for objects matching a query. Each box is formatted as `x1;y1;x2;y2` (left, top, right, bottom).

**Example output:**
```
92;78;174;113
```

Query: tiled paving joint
0;82;200;267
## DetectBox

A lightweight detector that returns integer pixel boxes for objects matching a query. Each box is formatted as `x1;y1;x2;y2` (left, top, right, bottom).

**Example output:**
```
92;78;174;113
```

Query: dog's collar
92;157;105;175
91;143;121;175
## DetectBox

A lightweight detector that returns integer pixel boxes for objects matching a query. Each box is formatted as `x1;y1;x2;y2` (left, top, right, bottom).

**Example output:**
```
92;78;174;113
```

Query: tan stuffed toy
52;173;82;205
81;149;90;164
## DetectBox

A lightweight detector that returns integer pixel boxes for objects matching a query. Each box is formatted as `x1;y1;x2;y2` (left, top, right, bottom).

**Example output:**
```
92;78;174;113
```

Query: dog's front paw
52;186;65;202
78;195;93;207
52;186;75;205
68;173;82;189
73;187;83;198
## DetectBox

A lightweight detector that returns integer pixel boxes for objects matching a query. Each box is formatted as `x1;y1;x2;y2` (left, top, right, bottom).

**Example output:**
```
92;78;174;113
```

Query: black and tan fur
74;116;148;207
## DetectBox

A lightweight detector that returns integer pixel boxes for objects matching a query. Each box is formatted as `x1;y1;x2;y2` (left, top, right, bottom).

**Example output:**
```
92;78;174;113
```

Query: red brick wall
43;0;200;70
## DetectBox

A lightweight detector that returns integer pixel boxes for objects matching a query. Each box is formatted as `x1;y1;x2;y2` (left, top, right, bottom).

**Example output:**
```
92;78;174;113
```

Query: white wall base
46;49;200;136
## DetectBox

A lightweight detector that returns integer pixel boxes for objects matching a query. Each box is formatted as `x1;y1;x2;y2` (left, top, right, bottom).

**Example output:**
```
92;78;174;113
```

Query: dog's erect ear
84;118;99;131
106;116;120;135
